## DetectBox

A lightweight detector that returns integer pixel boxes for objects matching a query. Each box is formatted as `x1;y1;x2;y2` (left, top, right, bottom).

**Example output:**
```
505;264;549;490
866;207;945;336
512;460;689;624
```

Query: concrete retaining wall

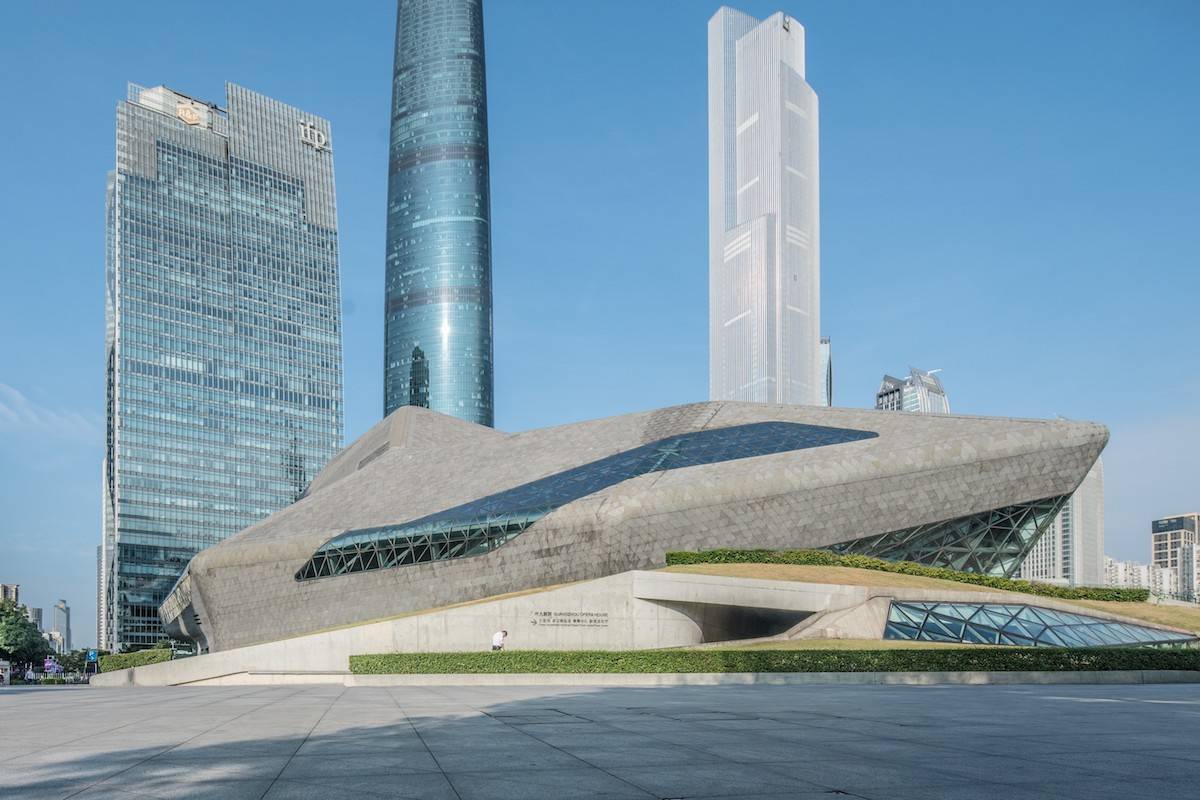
104;670;1200;688
96;571;856;687
92;568;1197;688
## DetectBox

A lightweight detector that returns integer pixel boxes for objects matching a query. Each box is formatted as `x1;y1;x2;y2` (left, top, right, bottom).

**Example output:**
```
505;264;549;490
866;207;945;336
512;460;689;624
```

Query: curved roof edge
304;405;507;498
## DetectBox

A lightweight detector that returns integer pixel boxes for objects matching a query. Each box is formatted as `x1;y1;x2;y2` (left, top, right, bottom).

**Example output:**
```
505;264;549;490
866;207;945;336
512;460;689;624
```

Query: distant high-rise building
1152;513;1198;571
1020;459;1105;586
52;600;71;652
875;368;950;414
819;336;832;406
709;8;822;407
0;584;17;604
26;607;43;632
102;83;344;651
1151;513;1199;600
384;0;495;426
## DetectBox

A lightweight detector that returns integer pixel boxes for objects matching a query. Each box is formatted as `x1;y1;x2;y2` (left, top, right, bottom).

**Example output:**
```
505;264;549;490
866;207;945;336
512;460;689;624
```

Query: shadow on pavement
1;682;1198;799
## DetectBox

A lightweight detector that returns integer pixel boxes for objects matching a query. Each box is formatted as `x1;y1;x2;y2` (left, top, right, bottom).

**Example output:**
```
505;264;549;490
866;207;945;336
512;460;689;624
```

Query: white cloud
0;383;101;440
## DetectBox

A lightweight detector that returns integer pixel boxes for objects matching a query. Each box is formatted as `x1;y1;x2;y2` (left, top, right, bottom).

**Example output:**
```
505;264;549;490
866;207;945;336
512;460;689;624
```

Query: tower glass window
102;84;344;650
384;0;494;425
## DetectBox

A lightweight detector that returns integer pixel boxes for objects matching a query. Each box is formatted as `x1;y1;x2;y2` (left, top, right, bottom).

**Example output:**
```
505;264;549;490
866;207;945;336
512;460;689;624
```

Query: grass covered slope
1069;601;1200;636
663;562;1017;593
350;648;1200;675
666;549;1150;602
663;560;1199;636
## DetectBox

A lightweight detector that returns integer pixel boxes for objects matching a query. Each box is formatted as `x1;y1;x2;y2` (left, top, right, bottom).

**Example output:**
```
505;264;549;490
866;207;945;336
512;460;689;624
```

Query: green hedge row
350;648;1200;675
99;649;172;672
665;549;1151;602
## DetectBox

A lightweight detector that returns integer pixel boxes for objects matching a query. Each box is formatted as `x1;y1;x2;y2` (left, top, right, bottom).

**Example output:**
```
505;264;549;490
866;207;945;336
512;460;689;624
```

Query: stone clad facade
163;402;1106;653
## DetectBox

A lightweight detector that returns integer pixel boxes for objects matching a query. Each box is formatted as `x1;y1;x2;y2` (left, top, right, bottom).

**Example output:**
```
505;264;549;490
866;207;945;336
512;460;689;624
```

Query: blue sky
1;1;1196;648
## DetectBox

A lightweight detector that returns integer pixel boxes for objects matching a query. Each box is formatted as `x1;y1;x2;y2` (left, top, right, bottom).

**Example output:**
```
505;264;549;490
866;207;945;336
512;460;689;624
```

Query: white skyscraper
709;7;821;406
1020;459;1105;586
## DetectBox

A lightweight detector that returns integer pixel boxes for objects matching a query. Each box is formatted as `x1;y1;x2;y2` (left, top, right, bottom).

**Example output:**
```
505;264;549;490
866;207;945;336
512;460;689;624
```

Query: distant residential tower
101;84;344;650
384;0;495;425
709;7;822;406
1019;459;1105;586
1152;513;1199;599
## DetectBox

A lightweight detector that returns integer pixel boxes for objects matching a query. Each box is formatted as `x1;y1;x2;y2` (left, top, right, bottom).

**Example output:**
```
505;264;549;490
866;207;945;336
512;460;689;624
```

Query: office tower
1020;459;1105;586
875;368;950;413
52;600;71;652
1151;513;1199;571
709;8;822;406
102;83;344;650
26;607;43;632
384;0;495;425
0;584;17;603
819;336;832;406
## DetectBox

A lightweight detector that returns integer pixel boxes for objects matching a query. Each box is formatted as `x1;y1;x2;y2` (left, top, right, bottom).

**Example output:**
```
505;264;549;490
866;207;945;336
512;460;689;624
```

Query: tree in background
0;599;52;666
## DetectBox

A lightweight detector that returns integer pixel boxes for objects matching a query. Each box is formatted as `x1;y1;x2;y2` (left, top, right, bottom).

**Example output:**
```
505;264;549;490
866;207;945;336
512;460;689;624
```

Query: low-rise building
1151;566;1180;599
1105;557;1151;589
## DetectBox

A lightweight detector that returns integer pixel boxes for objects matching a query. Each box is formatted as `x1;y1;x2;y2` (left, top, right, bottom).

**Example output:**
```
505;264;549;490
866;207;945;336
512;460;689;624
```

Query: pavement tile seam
468;701;691;798
387;683;470;800
50;687;316;799
252;686;354;800
9;685;1200;799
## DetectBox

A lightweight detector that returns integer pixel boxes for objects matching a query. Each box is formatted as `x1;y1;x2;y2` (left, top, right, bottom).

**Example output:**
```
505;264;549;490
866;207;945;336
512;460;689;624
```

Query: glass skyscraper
384;0;495;426
100;84;344;650
709;8;822;407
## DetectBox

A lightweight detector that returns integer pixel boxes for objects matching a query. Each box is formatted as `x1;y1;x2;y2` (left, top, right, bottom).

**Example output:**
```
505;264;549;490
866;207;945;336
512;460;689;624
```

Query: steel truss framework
295;421;878;581
885;600;1196;648
828;496;1068;577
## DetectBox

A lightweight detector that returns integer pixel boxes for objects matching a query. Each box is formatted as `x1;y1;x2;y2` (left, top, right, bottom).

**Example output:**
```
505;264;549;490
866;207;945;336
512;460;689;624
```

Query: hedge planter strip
665;550;1151;603
99;649;171;673
349;649;1200;675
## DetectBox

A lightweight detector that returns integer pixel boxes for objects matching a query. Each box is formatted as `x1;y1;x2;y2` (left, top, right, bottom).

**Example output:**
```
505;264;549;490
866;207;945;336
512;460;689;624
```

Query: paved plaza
1;682;1198;799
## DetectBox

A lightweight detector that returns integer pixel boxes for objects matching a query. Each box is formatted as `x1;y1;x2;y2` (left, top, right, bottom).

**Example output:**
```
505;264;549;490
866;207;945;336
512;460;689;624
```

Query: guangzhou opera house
160;401;1120;654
